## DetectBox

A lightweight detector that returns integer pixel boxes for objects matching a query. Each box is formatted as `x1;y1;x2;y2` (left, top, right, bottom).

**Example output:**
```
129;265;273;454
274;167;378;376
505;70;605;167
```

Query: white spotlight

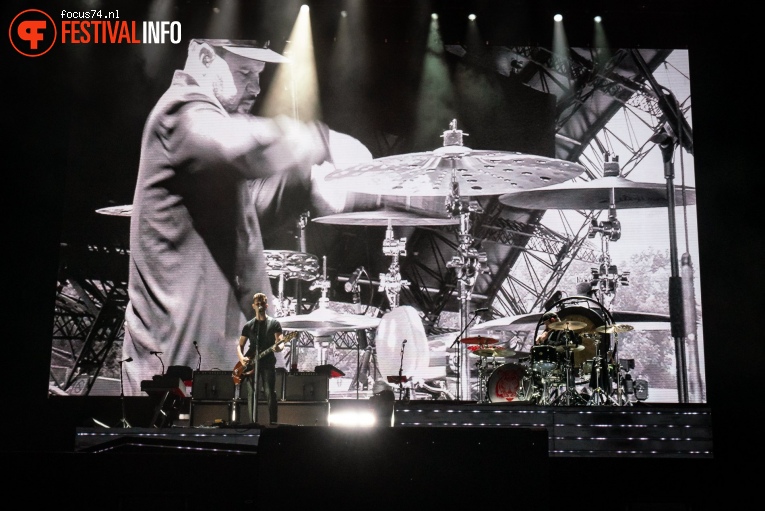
554;14;563;22
431;13;438;20
468;14;476;21
594;15;602;23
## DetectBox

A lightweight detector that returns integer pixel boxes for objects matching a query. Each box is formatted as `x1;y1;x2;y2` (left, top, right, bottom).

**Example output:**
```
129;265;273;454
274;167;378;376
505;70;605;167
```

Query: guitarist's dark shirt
241;316;283;368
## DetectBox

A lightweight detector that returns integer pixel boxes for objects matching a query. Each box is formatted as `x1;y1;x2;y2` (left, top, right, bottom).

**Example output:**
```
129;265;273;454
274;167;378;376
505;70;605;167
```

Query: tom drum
530;345;558;374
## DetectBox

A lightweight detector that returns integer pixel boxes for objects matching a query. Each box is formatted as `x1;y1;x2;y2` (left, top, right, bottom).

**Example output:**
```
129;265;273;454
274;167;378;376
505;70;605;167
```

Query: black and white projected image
46;2;703;409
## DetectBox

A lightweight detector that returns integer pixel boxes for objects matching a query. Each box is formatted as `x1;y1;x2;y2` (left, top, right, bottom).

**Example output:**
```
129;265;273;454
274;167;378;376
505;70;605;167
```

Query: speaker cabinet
191;371;235;400
285;372;329;401
190;399;328;427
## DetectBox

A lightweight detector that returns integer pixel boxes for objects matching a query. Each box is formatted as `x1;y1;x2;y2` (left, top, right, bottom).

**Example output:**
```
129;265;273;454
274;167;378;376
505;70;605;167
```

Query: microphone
474;307;489;313
344;266;364;293
403;339;407;344
120;357;133;363
150;351;163;355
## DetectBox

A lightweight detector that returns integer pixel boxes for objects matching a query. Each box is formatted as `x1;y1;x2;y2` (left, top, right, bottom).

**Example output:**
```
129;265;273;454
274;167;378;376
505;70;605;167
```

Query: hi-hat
461;336;499;345
548;320;588;331
595;324;635;334
323;149;585;197
499;174;696;210
313;209;458;227
556;343;585;352
96;205;133;217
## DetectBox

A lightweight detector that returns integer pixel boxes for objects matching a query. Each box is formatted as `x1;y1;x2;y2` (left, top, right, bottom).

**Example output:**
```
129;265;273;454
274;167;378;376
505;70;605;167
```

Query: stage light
468;14;476;21
329;410;376;427
554;14;563;22
431;13;438;20
341;10;347;18
594;15;602;23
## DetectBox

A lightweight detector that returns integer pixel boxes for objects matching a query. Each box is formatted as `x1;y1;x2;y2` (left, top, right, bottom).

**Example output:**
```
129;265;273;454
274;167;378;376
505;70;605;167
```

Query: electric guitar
232;331;297;385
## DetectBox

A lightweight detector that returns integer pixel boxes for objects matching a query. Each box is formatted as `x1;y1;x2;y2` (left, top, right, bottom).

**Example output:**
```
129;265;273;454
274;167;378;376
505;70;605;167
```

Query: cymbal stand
476;354;492;404
551;330;588;406
378;219;409;309
587;338;611;405
439;120;490;401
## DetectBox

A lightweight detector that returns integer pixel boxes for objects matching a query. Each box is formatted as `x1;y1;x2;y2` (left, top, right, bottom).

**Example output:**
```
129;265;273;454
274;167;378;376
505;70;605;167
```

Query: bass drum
557;305;609;370
486;363;533;403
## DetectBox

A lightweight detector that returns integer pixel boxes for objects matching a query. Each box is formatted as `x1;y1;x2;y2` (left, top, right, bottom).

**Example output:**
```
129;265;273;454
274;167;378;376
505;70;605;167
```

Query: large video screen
26;1;701;406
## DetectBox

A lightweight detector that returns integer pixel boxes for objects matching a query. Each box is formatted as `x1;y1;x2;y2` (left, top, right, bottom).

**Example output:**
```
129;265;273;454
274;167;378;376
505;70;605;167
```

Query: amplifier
192;371;235;400
190;399;329;427
285;372;329;401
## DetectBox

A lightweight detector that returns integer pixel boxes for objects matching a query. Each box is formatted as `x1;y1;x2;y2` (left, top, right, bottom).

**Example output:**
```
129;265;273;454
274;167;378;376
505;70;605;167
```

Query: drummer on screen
535;311;567;347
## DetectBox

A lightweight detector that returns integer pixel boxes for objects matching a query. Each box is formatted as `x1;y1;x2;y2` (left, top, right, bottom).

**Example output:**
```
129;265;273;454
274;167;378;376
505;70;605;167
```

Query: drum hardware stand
587;338;613;405
378;219;409;309
439;120;491;401
551;332;588;406
581;156;630;311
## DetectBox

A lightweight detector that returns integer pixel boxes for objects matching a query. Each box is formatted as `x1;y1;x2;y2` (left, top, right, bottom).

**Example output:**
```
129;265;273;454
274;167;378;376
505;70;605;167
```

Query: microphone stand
118;358;132;428
398;340;408;401
153;352;165;375
448;309;487;400
194;342;202;371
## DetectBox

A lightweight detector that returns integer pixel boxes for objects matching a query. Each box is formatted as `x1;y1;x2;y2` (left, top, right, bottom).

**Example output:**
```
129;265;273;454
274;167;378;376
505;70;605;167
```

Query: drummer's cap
192;38;289;63
541;311;559;321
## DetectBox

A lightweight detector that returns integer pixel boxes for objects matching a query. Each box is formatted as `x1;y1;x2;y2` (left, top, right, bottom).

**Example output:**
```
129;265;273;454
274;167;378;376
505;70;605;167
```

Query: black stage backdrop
4;0;760;507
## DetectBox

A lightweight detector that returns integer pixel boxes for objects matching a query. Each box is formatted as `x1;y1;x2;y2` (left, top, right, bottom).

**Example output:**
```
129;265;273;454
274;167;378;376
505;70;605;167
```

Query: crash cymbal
276;307;381;334
96;204;133;217
324;149;585;197
548;320;588;331
556;343;585;352
499;174;696;210
460;336;499;345
264;250;320;281
313;209;458;227
595;324;635;334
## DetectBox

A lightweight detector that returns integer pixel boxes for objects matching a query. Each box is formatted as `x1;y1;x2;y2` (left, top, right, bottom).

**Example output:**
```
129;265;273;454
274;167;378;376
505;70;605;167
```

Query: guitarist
237;293;284;426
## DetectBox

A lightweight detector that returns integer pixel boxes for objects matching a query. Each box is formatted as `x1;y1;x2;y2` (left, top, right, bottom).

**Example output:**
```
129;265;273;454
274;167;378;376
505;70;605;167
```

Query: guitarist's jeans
244;363;278;424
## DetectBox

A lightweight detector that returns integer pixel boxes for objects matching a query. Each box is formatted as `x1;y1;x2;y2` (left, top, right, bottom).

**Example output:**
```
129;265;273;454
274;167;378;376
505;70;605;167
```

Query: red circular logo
9;9;57;57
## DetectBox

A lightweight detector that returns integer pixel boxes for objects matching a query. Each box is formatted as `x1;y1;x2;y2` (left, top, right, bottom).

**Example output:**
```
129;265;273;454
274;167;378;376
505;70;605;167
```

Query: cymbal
96;204;132;217
264;250;320;281
324;149;585;197
471;347;517;357
460;336;499;345
595;324;635;334
276;307;381;334
556;343;585;352
548;320;588;331
313;209;459;227
499;175;696;210
471;310;671;333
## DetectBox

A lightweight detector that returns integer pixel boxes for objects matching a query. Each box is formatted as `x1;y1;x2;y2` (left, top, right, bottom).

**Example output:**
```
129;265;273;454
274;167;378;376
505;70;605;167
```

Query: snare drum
530;345;558;374
486;363;533;403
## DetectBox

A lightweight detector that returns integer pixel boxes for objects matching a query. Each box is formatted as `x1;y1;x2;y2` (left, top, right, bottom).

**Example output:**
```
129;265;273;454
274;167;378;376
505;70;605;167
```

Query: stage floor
74;400;713;459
